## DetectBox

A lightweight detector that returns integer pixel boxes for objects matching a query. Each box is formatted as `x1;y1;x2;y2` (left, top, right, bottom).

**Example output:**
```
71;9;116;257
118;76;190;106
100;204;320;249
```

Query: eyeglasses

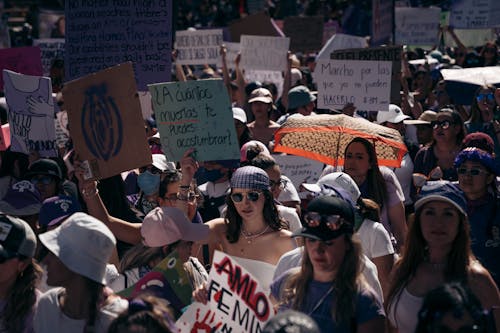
303;212;347;231
269;178;287;189
30;176;55;185
476;93;494;103
457;167;489;176
431;120;453;130
230;191;262;203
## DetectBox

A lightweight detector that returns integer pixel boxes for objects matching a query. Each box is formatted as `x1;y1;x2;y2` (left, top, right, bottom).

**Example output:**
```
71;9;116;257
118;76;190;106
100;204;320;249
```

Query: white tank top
388;287;423;333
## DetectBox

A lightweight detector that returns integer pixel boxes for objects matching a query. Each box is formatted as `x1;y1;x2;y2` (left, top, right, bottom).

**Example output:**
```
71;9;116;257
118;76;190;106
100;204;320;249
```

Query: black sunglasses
230;191;262;203
431;120;453;130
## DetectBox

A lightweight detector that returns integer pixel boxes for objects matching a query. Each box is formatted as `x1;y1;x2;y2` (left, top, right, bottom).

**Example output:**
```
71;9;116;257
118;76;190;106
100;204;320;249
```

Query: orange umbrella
274;114;407;168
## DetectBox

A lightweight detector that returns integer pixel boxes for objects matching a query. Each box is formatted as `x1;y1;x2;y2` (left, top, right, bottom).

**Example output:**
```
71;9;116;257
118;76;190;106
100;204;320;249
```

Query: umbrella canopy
274;114;407;168
441;67;500;105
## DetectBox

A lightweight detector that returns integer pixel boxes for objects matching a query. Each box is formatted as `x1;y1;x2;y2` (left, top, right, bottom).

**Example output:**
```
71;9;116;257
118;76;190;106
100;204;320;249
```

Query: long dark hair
469;84;497;123
345;137;388;209
83;278;105;333
2;257;42;332
224;189;288;243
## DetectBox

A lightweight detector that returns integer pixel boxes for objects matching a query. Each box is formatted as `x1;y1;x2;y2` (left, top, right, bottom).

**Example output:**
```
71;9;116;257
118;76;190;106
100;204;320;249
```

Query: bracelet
82;187;99;198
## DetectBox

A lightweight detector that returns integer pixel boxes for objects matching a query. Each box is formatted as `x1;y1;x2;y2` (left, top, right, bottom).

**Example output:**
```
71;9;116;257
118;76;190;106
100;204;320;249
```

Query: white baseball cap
302;172;361;206
232;107;247;124
376;104;410;124
152;154;176;172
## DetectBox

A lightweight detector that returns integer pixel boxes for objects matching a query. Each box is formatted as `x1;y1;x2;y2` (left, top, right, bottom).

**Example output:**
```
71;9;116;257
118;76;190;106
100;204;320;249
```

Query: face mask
137;171;161;195
204;169;225;182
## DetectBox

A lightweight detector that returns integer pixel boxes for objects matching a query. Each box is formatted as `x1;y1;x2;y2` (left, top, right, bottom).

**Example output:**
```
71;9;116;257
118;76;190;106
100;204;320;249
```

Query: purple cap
39;195;82;227
230;166;270;191
415;181;467;216
0;181;42;216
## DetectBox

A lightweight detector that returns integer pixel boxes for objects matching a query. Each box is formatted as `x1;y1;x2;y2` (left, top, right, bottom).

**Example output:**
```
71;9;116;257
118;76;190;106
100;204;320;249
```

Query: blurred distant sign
450;0;500;29
395;7;441;45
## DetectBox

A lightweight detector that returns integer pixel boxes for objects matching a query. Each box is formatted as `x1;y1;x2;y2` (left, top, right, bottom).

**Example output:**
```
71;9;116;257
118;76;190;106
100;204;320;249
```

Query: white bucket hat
39;212;116;284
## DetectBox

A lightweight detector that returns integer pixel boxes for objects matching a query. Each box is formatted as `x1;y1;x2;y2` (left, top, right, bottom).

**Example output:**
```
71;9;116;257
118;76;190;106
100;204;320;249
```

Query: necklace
240;225;270;244
308;285;335;315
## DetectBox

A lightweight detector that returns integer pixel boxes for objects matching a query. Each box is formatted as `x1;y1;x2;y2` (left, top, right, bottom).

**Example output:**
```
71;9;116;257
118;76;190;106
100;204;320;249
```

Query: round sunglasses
230;191;262;203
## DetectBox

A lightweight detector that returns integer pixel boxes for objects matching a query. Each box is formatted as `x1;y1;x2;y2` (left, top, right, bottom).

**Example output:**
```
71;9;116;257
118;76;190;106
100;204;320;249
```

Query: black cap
293;196;354;241
0;214;37;258
25;159;62;181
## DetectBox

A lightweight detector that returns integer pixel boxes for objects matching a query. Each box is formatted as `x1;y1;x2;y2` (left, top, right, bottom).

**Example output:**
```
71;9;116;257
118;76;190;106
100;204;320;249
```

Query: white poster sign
245;70;284;99
175;29;224;65
440;66;500;86
316;33;368;60
313;59;392;111
219;42;240;70
273;154;324;189
176;251;274;332
395;7;441;45
240;35;290;71
450;0;500;29
33;38;65;76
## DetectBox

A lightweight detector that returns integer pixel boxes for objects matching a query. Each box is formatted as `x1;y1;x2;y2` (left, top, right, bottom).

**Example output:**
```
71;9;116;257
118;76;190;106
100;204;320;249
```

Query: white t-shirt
33;287;128;333
391;154;414;206
277;205;301;233
357;219;395;259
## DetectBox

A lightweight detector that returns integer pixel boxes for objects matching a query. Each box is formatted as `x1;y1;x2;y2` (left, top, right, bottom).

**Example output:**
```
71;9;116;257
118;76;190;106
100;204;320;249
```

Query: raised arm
172;49;187;82
234;52;247;107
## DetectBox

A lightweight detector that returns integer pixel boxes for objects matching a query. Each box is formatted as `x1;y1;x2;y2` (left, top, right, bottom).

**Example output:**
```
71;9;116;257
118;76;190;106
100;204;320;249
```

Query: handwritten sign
284;16;324;52
219;42;240;70
0;124;10;151
176;251;274;333
117;251;192;313
331;46;402;104
0;47;43;91
240;35;290;72
149;79;240;162
62;62;152;180
3;70;57;157
313;59;392;111
229;12;284;43
450;0;500;29
175;29;223;65
316;33;368;60
273;154;324;190
54;111;70;149
33;38;65;76
395;7;440;45
65;0;172;91
245;70;284;99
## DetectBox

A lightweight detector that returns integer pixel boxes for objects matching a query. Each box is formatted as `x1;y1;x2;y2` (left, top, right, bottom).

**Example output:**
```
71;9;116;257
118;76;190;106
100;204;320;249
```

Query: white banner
440;66;500;85
395;7;441;45
313;59;392;111
175;29;224;65
240;35;290;71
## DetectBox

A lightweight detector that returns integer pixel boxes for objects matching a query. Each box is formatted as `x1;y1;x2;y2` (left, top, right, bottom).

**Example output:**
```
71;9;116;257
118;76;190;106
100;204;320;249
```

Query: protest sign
229;12;284;43
138;91;154;120
316;33;368;60
331;46;402;104
245;70;284;98
33;38;65;76
240;35;290;72
149;79;240;162
3;70;57;157
313;59;392;111
176;250;274;333
62;62;152;180
0;124;10;151
175;29;223;65
395;7;440;45
0;47;43;91
450;0;500;29
284;16;324;52
54;111;70;149
273;154;324;190
65;0;172;91
117;251;192;313
441;66;500;105
219;42;240;70
371;0;393;46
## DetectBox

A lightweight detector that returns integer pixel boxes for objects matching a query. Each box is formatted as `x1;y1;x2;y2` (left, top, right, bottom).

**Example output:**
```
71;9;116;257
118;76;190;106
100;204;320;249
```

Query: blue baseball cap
415;181;467;216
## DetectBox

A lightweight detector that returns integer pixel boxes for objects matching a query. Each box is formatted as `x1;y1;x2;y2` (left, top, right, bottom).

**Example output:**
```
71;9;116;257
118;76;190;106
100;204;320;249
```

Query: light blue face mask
137;171;161;195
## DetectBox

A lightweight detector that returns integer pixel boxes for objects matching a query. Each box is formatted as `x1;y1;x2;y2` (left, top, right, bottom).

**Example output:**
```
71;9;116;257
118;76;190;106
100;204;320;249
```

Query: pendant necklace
240;225;270;244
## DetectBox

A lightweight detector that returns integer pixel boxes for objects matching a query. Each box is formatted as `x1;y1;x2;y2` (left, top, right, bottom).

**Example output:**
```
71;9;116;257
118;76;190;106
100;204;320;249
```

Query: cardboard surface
62;62;151;180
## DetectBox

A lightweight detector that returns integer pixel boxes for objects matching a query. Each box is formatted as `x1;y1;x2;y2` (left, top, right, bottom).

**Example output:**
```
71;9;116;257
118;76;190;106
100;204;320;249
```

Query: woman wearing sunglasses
414;108;466;181
386;181;500;333
270;196;386;333
455;147;500;288
465;85;500;160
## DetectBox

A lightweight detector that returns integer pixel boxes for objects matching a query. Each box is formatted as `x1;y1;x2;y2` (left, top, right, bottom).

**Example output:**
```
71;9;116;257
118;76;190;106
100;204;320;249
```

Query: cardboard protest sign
245;70;284;99
33;38;65;76
313;59;392;111
371;0;393;46
117;251;192;313
175;29;223;65
0;47;43;91
395;7;441;46
0;124;10;151
240;35;290;72
149;79;240;162
331;46;402;104
62;62;152;180
3;70;57;157
65;0;172;91
450;0;500;29
273;154;324;190
229;12;284;43
441;66;500;105
284;16;324;52
316;33;368;60
176;251;274;332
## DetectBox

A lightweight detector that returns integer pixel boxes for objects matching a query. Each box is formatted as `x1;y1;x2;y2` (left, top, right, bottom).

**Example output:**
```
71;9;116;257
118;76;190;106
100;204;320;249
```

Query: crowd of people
1;3;500;333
